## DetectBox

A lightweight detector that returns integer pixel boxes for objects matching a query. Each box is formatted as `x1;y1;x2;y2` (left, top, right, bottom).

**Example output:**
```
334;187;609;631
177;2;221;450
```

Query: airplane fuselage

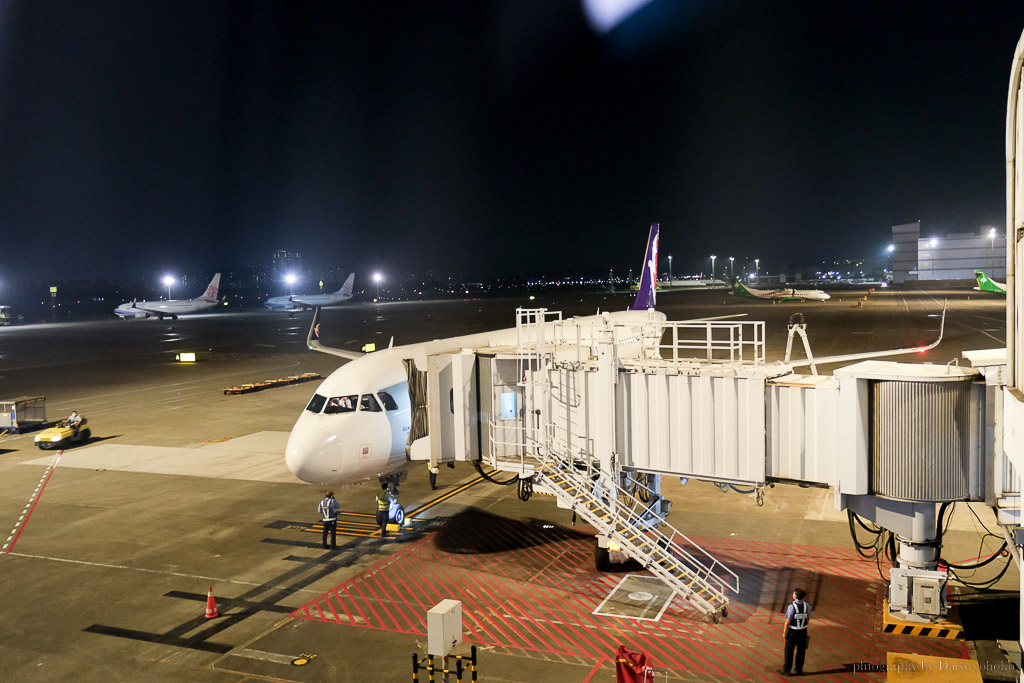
285;308;666;486
114;298;219;319
265;292;351;310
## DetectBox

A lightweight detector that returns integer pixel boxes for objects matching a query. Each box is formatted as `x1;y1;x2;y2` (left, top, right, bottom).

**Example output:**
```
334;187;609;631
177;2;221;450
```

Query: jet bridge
411;306;1017;627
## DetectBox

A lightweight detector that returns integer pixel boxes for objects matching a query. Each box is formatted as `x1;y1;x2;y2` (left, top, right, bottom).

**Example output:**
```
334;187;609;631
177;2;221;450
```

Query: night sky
2;1;1024;284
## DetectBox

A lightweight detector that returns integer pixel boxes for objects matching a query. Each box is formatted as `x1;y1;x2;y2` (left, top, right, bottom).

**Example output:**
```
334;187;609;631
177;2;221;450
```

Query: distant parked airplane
973;270;1006;294
729;277;830;301
114;274;221;319
265;273;356;311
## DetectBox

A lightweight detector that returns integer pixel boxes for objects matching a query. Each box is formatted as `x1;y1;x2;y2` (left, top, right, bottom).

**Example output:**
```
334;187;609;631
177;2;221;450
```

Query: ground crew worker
779;587;811;676
427;463;439;490
318;490;339;550
376;483;390;538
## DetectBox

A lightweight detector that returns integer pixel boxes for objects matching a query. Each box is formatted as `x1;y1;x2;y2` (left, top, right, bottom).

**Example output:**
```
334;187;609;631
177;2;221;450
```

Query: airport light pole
373;272;382;299
754;258;759;281
668;254;673;282
285;273;297;295
162;275;175;300
989;227;997;269
710;255;716;281
729;256;735;280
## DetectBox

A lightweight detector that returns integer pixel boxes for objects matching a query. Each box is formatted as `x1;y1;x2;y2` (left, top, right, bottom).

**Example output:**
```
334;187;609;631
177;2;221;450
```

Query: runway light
361;343;376;353
176;352;197;362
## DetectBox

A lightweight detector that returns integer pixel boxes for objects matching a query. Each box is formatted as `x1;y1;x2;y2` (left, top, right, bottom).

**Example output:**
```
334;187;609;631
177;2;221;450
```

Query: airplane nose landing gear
378;471;408;530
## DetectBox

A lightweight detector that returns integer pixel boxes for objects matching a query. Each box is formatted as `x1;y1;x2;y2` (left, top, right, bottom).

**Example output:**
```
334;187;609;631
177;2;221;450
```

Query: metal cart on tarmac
0;396;47;433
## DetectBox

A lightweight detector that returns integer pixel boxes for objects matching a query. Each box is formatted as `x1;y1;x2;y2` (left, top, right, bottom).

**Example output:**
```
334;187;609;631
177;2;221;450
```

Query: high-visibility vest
319;498;337;521
790;601;808;630
376;491;390;511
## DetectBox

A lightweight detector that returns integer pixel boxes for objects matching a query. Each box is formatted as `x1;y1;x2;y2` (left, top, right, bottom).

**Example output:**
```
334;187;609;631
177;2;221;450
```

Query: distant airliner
973;270;1006;294
264;273;356;311
114;274;221;319
729;277;830;302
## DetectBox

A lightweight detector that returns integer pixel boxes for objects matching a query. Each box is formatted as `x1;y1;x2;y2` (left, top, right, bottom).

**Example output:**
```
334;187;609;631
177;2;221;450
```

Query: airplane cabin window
324;395;358;414
306;394;327;414
359;394;382;412
377;391;399;411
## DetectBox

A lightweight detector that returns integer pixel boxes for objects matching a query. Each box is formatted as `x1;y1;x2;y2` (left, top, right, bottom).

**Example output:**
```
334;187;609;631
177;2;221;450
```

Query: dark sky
2;0;1024;284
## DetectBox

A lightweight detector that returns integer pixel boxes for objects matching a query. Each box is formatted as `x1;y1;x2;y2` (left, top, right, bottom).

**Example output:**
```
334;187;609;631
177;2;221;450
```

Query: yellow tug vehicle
34;417;90;450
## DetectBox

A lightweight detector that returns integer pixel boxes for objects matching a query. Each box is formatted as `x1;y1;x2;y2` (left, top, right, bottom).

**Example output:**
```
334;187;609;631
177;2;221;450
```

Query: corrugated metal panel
620;371;765;484
766;378;839;486
1000;452;1021;496
871;380;972;502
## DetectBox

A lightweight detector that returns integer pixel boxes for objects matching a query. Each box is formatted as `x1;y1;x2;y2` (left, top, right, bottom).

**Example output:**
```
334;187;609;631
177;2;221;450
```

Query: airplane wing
787;301;946;368
306;307;364;360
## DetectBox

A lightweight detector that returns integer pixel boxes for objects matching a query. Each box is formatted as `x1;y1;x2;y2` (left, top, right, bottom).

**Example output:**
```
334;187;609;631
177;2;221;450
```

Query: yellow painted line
292;472;493;540
405;473;489;519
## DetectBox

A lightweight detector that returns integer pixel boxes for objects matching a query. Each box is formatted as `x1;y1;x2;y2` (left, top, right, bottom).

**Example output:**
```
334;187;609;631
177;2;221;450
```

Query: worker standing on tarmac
318;490;339;550
375;484;390;538
427;463;439;490
779;587;812;677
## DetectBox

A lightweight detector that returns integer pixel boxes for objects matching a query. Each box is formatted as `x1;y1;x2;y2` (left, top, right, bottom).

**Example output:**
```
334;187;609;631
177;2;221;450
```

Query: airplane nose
285;421;339;485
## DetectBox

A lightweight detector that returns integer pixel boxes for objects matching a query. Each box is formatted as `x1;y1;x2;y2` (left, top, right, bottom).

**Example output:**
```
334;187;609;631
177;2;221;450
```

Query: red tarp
615;645;652;683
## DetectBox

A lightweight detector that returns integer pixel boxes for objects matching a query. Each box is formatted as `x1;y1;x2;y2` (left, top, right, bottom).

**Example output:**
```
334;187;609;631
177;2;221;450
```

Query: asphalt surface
0;288;1016;682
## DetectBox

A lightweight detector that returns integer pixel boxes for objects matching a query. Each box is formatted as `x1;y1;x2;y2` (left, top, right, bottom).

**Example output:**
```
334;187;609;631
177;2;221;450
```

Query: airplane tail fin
306;307;363;359
199;273;221;302
339;273;355;298
630;222;659;311
974;270;994;291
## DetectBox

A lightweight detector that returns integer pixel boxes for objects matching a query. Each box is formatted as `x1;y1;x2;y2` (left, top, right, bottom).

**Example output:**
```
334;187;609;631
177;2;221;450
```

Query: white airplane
285;224;665;490
114;274;222;319
264;273;356;311
729;277;830;301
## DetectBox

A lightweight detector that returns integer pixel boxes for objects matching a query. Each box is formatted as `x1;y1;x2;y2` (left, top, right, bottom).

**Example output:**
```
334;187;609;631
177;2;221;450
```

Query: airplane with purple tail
285;223;666;494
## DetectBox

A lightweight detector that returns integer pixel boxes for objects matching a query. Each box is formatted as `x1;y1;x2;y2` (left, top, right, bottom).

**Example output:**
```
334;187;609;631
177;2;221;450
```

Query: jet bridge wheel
392;505;405;525
595;544;613;572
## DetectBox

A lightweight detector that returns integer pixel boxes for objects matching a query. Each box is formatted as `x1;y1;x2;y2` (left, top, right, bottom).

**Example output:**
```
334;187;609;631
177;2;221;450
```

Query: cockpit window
377;391;398;411
359;394;382;412
306;394;327;414
324;395;358;414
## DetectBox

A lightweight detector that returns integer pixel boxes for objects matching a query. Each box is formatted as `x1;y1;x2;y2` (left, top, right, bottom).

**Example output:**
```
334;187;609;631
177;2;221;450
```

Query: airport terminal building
890;221;1006;283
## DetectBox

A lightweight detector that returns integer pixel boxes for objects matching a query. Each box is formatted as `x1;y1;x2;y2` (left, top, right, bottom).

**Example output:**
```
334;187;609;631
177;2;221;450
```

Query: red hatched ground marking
290;523;967;681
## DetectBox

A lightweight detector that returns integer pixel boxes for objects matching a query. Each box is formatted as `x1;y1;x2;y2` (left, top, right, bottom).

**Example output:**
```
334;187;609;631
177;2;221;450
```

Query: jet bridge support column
592;315;623;562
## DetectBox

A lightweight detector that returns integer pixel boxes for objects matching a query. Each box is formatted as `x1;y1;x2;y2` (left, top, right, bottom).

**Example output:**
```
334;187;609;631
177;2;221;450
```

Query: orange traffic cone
205;586;219;619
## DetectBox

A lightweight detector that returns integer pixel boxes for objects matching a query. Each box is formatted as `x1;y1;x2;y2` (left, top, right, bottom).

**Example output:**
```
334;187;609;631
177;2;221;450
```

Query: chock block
882;599;964;640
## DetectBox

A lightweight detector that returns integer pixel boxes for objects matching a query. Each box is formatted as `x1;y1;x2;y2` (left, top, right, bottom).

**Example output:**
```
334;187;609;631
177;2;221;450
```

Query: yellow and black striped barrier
882;600;964;640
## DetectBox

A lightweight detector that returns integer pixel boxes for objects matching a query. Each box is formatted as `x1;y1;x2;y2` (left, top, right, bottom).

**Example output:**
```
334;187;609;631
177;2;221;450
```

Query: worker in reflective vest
427;463;439;490
375;484;390;538
318;490;339;550
779;587;812;676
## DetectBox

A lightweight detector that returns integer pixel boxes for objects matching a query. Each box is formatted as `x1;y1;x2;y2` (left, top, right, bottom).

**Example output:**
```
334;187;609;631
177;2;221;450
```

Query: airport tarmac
0;288;1017;682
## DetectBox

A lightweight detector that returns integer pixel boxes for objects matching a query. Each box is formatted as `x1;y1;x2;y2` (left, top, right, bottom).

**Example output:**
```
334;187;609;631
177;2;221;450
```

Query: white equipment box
427;599;463;656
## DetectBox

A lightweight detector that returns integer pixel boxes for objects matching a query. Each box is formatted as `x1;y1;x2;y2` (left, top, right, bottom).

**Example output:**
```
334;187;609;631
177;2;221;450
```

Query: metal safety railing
513;308;765;368
536;455;738;616
487;421;738;617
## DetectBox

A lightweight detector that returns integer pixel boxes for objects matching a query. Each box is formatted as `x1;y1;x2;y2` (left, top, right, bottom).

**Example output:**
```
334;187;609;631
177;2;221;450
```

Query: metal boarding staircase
534;451;739;618
498;308;741;618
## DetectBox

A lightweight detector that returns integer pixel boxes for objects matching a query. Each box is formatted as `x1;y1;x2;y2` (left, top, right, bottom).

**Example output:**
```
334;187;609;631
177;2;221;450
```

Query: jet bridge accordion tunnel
833;362;986;620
